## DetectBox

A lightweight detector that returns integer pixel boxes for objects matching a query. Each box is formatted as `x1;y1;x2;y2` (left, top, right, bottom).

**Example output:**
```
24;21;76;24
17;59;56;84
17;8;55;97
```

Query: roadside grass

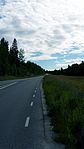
0;75;19;81
43;75;84;149
0;75;31;81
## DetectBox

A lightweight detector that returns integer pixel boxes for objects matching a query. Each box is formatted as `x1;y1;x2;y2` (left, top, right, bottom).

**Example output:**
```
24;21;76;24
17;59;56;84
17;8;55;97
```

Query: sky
0;0;84;70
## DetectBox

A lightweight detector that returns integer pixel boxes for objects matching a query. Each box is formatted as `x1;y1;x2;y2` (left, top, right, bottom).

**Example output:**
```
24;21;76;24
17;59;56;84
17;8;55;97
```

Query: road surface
0;76;65;149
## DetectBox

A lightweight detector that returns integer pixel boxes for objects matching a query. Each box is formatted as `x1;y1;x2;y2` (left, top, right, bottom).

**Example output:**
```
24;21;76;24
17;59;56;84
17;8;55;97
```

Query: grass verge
0;75;32;81
0;75;20;81
43;75;84;149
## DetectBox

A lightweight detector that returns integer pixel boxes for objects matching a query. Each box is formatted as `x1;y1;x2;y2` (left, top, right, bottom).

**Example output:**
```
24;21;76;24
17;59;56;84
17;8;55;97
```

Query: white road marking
30;101;33;107
25;117;30;127
35;90;36;93
0;82;17;90
33;94;35;98
36;88;37;90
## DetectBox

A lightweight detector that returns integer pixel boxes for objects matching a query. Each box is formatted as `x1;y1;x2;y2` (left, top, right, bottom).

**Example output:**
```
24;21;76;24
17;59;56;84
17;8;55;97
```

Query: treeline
0;38;44;77
47;62;84;76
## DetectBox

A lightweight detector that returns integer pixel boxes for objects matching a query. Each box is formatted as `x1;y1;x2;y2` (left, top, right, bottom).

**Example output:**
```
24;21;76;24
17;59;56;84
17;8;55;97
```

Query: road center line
25;117;30;127
33;94;35;98
0;82;17;90
30;101;33;107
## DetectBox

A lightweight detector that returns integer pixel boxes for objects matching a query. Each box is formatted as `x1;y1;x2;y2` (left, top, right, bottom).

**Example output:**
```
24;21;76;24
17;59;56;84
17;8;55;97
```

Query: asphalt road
0;76;65;149
0;76;47;149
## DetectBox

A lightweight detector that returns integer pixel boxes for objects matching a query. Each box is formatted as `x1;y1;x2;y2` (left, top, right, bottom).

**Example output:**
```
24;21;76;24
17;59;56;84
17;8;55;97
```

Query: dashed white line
35;90;36;93
0;82;17;90
33;94;35;98
30;101;33;107
25;117;30;127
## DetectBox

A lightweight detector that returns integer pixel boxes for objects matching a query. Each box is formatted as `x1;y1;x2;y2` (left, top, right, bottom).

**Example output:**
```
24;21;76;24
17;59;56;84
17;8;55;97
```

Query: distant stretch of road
0;76;46;149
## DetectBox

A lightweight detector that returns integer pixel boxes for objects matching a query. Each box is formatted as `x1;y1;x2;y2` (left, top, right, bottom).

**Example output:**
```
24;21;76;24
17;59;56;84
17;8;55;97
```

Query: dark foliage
47;62;84;76
0;38;45;77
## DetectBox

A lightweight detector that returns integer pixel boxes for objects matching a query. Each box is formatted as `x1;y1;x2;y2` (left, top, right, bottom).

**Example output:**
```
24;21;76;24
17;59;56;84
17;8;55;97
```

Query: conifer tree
10;39;20;66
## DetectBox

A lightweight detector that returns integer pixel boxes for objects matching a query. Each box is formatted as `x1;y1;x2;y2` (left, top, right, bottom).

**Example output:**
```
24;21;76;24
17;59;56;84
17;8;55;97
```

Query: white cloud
0;0;84;69
28;54;56;61
55;57;83;70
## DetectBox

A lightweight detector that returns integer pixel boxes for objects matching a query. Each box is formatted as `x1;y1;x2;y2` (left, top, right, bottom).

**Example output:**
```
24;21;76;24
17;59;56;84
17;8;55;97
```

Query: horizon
0;0;84;70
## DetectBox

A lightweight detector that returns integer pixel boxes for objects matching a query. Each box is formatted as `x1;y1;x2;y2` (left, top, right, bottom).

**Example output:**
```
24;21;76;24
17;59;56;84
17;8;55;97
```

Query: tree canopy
0;38;45;77
47;61;84;76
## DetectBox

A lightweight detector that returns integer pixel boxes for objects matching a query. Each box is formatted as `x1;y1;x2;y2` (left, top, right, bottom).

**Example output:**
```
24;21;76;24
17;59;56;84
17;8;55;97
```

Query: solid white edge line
0;82;17;90
25;117;30;127
30;101;33;107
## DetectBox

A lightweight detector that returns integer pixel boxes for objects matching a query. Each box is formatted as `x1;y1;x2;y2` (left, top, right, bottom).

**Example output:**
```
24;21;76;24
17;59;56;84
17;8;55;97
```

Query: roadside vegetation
0;38;44;80
43;75;84;149
47;61;84;76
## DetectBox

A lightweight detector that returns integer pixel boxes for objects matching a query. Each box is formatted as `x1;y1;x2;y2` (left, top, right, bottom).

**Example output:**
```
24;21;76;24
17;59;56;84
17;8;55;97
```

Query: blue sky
0;0;84;70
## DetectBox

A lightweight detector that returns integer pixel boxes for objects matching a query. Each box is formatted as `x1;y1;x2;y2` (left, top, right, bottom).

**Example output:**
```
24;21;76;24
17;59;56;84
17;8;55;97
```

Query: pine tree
0;38;9;75
10;38;19;65
19;48;24;62
9;38;19;75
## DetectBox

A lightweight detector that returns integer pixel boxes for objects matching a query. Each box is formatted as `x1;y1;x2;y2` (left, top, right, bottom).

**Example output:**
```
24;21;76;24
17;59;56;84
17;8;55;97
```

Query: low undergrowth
0;75;20;80
43;75;84;149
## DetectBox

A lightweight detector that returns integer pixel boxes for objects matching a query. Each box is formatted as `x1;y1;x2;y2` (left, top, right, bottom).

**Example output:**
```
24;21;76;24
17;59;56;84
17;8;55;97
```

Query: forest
0;37;84;78
0;38;45;77
47;61;84;76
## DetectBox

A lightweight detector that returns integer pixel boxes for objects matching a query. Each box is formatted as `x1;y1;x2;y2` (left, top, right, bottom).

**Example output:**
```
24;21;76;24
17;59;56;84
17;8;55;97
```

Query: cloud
62;24;73;33
30;52;43;57
0;0;84;69
55;58;83;70
0;0;5;6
